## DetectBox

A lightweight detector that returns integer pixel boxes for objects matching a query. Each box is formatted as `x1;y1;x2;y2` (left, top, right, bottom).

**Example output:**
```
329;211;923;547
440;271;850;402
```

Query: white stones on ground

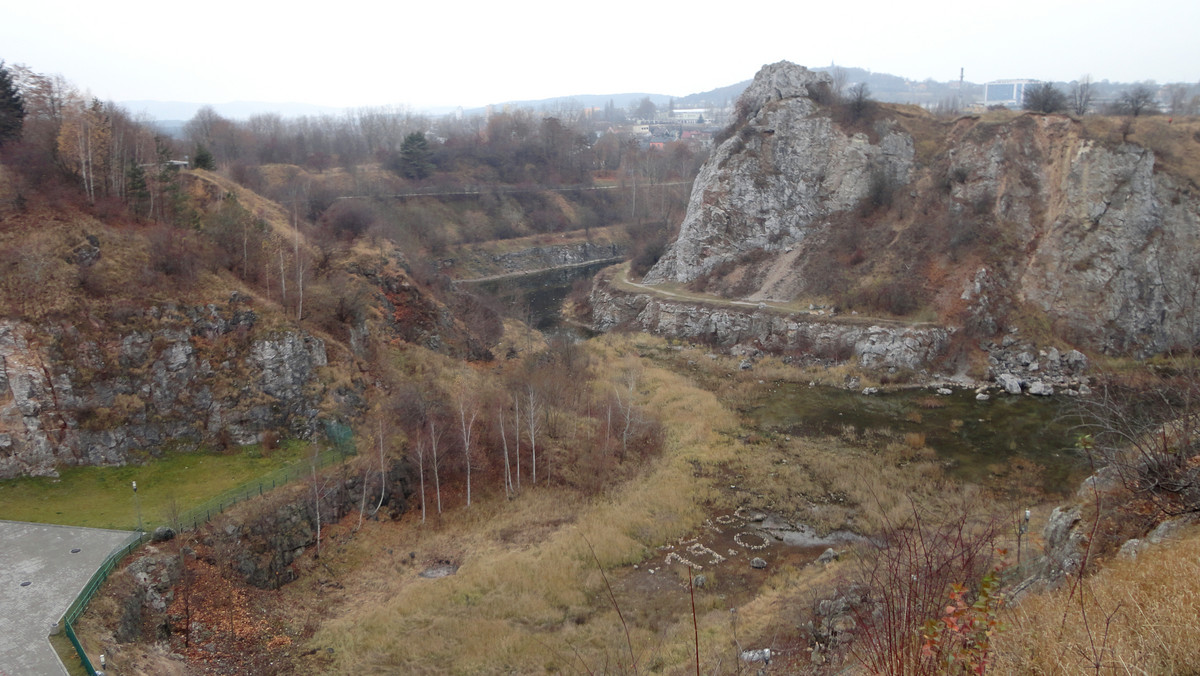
936;387;953;395
750;557;768;569
733;506;758;521
687;542;726;565
734;532;770;550
665;552;703;569
861;387;879;396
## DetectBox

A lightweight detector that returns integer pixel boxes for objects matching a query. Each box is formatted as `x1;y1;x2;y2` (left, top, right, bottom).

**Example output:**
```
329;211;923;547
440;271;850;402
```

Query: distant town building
984;79;1039;108
670;108;707;124
647;135;674;150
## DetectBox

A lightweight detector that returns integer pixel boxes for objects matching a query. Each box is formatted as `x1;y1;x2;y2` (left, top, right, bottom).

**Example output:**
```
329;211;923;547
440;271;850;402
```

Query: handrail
57;438;355;675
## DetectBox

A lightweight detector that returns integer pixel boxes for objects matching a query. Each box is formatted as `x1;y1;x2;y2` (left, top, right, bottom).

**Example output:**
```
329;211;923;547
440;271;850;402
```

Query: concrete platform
0;521;138;676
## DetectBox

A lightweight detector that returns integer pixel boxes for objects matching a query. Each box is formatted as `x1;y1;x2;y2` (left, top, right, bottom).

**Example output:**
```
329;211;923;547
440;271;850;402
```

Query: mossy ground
0;441;309;530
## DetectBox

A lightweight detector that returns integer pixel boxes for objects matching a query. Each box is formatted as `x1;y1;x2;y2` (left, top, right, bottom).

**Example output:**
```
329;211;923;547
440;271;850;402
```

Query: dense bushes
626;220;670;279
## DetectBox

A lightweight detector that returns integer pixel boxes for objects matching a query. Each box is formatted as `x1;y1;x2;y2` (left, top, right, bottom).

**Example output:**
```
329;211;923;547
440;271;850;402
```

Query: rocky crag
0;301;333;479
619;61;1200;361
644;63;914;286
591;270;949;370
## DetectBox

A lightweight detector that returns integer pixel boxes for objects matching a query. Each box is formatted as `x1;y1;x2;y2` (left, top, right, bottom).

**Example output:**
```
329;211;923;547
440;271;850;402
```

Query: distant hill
119;100;348;122
121;66;1153;128
463;93;675;116
676;80;752;107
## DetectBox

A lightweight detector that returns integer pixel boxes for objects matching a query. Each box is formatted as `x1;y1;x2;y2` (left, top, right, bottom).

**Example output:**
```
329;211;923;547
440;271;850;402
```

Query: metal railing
173;445;350;532
58;429;356;675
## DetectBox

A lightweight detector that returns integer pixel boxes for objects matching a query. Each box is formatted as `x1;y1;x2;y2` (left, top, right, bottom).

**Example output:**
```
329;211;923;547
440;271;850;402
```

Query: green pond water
745;384;1087;495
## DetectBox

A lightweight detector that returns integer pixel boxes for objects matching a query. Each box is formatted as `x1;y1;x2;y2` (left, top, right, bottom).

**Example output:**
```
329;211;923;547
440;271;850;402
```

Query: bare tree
612;370;643;459
830;66;849;103
526;387;542;484
429;417;444;515
357;418;387;530
373;418;388;516
1076;367;1200;517
309;446;334;558
1166;84;1199;116
1023;82;1068;113
177;541;194;649
846;83;872;122
498;407;514;498
414;433;427;523
1120;84;1158;117
293;203;305;320
457;389;478;507
1070;75;1094;116
513;392;522;491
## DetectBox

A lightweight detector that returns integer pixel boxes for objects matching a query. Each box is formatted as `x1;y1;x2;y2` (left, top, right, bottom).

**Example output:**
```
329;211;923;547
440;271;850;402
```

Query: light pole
1017;508;1030;568
132;481;143;532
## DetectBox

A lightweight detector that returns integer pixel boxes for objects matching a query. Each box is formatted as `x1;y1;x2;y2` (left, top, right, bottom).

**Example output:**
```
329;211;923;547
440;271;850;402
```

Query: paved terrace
0;520;138;676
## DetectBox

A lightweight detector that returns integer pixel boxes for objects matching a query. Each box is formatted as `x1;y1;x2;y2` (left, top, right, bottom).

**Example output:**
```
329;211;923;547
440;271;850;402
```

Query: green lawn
0;443;311;530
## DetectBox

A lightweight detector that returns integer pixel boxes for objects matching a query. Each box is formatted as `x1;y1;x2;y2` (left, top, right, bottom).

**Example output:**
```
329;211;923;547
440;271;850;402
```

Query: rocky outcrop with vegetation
644;62;914;286
0;303;331;479
591;270;949;370
637;60;1200;358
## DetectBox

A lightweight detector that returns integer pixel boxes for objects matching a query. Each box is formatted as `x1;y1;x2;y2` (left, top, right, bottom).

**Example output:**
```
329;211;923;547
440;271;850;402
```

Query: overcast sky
3;0;1197;112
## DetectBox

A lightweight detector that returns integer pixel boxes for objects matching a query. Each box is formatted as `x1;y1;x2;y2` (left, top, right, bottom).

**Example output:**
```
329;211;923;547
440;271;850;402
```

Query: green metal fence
173;445;351;532
61;531;147;675
58;434;356;675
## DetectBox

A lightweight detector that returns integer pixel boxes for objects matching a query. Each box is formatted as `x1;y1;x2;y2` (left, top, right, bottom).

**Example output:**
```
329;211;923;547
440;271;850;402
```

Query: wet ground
612;506;859;627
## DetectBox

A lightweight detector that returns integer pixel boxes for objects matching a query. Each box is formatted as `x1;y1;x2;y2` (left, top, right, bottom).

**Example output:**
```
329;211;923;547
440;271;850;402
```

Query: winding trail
607;263;940;329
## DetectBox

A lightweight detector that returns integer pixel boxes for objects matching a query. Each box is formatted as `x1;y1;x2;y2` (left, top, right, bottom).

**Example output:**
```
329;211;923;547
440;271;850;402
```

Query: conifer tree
0;61;26;147
193;144;215;170
398;132;433;180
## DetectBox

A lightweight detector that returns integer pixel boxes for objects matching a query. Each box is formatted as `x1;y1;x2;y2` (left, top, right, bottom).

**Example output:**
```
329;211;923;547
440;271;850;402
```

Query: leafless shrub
832;503;1001;675
1075;364;1200;517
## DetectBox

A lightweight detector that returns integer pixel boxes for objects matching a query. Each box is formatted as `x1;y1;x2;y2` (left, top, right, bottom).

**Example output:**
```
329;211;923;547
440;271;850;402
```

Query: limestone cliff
0;303;331;479
644;62;914;284
638;61;1200;357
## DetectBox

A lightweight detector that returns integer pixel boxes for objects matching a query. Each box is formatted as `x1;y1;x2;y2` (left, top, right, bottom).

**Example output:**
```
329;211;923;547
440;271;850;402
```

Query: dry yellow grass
309;333;746;673
994;524;1200;674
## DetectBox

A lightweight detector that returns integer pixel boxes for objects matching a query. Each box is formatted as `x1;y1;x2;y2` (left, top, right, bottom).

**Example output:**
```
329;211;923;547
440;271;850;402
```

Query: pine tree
398;132;433;180
193;144;215;170
0;61;26;147
127;160;150;218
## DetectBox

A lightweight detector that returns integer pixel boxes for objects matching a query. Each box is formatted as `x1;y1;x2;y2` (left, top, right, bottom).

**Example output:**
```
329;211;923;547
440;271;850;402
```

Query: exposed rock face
0;302;332;479
208;459;413;589
636;61;1199;356
591;274;949;370
1011;127;1200;355
459;241;625;278
644;61;914;284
